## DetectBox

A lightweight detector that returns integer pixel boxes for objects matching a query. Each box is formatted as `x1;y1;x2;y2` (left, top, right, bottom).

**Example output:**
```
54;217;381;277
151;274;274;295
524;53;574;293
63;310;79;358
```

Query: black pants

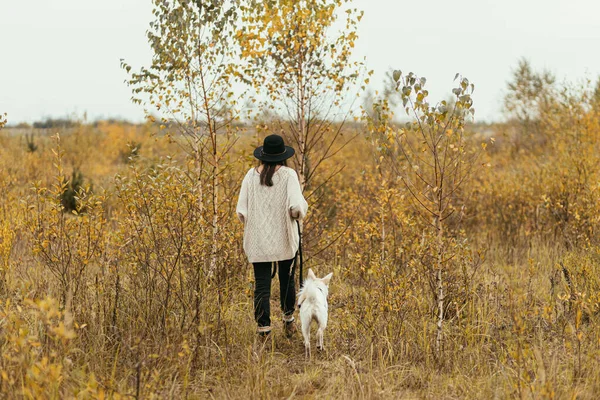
253;258;296;331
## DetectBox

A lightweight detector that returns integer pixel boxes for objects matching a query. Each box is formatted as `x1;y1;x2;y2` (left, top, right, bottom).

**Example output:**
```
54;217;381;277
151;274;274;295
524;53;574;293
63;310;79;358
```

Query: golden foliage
3;71;600;397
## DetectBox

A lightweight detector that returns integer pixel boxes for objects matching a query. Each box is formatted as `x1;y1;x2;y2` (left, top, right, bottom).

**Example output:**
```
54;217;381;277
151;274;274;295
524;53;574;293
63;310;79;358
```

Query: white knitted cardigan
236;166;308;263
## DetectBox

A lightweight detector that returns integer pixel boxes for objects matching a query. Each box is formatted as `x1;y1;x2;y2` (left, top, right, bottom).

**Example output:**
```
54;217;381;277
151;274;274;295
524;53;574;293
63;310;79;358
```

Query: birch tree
236;0;366;190
376;71;486;360
121;0;241;276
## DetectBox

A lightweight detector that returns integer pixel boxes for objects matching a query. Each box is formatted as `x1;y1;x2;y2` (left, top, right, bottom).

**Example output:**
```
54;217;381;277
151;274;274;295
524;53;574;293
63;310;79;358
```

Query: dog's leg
305;342;311;359
302;326;311;359
304;335;311;359
301;316;311;359
316;309;327;351
316;327;324;351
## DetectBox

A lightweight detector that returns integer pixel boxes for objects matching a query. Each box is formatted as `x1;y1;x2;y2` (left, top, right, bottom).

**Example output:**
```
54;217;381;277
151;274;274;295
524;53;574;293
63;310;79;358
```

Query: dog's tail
297;282;316;309
297;290;307;308
298;282;322;308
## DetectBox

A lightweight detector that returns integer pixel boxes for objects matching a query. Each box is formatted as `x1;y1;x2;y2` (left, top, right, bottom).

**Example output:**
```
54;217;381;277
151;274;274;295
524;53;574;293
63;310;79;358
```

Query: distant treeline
10;117;263;131
31;118;135;129
6;117;496;135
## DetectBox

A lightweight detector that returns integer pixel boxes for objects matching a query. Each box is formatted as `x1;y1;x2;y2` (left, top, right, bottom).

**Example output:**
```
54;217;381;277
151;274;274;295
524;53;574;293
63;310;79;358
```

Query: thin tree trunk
380;194;385;262
435;213;444;357
198;61;219;276
193;137;205;221
296;44;307;191
209;125;219;275
298;98;306;189
112;269;119;335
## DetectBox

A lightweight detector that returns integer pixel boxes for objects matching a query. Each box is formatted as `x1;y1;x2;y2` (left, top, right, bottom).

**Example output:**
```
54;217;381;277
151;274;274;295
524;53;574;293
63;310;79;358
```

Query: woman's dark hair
260;160;287;186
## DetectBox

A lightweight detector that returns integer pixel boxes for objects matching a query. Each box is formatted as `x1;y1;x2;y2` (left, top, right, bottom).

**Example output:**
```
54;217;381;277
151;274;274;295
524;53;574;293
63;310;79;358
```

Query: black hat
254;134;295;162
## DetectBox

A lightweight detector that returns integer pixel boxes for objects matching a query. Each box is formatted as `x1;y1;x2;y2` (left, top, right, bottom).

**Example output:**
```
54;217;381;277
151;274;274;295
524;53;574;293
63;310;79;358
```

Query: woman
236;134;308;338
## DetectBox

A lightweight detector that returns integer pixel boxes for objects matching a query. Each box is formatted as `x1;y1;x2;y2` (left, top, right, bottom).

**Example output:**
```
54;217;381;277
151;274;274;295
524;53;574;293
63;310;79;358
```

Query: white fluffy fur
297;268;333;358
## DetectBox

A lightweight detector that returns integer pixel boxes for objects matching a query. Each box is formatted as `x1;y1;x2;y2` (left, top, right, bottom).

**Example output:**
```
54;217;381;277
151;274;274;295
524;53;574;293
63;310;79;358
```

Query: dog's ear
321;272;333;286
307;268;317;280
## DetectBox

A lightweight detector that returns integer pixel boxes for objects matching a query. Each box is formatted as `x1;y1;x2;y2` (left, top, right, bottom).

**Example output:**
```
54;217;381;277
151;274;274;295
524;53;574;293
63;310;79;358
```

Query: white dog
297;268;333;357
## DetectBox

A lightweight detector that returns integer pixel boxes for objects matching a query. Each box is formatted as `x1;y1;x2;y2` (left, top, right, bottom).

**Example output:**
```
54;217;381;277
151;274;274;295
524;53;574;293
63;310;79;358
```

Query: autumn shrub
332;172;424;361
110;156;246;371
113;160;206;337
466;66;600;256
25;133;38;153
0;296;114;398
0;162;16;295
360;70;494;366
27;135;106;312
118;141;142;163
59;169;89;213
556;248;600;319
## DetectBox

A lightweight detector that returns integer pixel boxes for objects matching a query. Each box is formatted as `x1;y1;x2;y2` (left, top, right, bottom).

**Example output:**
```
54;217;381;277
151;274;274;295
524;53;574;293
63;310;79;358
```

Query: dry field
2;83;600;400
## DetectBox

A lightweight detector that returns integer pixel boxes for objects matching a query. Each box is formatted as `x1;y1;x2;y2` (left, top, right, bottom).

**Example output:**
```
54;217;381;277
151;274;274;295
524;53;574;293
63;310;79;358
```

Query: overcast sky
1;0;599;124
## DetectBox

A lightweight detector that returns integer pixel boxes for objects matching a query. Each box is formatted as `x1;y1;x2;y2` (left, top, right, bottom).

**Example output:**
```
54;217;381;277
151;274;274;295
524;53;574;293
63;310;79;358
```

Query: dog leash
296;220;304;288
272;220;303;285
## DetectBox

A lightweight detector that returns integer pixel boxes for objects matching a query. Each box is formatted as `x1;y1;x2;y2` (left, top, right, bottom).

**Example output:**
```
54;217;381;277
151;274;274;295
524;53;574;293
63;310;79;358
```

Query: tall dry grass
1;98;600;399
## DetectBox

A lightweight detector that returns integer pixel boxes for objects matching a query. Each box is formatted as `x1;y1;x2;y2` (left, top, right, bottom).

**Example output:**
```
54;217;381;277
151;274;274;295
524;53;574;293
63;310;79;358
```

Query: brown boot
284;321;297;338
253;329;272;353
